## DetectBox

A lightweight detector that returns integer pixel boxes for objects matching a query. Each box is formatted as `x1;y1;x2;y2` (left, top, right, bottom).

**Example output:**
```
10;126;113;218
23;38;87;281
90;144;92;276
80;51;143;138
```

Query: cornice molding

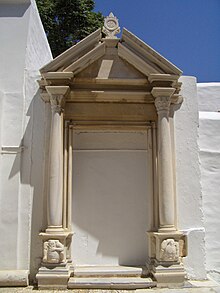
121;28;182;76
40;28;102;74
118;43;161;76
148;74;179;84
64;43;105;73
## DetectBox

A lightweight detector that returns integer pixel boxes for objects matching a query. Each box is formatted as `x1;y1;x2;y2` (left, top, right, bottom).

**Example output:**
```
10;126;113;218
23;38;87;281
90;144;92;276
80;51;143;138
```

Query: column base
151;261;186;287
46;226;64;234
36;231;73;289
147;230;187;288
37;262;71;289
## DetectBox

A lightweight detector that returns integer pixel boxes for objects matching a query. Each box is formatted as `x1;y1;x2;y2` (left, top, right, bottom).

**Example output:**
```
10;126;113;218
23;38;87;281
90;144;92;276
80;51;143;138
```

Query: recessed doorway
71;128;153;266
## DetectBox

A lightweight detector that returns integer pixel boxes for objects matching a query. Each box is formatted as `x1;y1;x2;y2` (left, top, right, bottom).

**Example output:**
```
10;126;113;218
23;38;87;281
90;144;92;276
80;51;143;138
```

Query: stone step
68;276;156;289
72;265;146;278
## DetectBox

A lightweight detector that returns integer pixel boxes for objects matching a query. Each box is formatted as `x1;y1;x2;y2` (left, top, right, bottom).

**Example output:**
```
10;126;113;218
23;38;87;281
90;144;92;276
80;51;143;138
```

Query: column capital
151;87;175;114
151;87;175;99
46;86;70;113
46;86;70;96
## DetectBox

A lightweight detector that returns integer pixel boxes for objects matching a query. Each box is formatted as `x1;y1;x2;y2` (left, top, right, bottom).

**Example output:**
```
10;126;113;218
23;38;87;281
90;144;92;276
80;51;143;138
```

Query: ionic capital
151;87;175;114
46;86;70;114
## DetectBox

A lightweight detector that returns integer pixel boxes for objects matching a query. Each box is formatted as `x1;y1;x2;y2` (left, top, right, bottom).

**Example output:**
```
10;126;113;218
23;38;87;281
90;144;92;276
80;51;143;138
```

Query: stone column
37;86;72;289
46;86;69;233
147;87;186;287
152;87;176;232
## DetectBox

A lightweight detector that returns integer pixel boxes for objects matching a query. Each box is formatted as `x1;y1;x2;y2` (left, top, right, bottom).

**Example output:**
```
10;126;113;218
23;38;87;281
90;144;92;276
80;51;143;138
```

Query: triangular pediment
75;46;146;80
120;29;182;76
40;27;182;80
40;28;102;74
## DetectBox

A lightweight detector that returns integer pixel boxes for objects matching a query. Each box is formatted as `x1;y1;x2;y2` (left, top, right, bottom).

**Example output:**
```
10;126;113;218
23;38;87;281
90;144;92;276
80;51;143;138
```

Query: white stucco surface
72;131;153;266
175;76;206;279
198;83;220;282
198;83;220;112
0;0;52;285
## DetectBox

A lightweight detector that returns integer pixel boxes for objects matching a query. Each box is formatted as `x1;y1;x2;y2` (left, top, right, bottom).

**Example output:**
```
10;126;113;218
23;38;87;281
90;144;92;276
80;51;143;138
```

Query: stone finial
102;12;120;38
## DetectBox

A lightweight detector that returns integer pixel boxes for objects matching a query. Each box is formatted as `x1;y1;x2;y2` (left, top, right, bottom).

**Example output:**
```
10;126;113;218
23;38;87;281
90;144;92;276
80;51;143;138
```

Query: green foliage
36;0;104;57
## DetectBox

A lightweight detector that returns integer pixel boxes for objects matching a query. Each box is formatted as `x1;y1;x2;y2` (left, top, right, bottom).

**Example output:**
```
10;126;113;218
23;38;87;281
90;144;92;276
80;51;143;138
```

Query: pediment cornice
121;28;182;76
40;28;102;74
39;26;182;79
39;19;183;105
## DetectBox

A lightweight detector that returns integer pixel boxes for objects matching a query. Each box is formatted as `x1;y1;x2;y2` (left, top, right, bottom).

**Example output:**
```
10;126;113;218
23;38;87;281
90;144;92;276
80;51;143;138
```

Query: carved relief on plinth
43;239;65;264
160;238;179;262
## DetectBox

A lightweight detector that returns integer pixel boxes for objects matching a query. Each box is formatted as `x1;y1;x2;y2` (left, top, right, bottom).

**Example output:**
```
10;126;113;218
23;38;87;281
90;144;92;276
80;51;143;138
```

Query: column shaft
45;86;69;233
157;109;175;229
152;88;176;232
48;107;63;228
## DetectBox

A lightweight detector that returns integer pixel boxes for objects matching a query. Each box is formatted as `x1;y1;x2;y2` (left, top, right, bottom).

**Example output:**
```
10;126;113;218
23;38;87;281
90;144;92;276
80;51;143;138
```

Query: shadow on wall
0;3;30;17
9;89;50;284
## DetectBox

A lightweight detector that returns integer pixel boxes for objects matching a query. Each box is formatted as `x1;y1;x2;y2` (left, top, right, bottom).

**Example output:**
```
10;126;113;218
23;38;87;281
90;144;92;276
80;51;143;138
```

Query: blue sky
94;0;220;82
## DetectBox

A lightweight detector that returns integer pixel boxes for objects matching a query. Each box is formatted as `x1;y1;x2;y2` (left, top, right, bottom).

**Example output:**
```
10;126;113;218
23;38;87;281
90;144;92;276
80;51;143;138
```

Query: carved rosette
102;12;120;38
160;238;179;262
50;95;64;114
154;96;171;114
43;239;65;264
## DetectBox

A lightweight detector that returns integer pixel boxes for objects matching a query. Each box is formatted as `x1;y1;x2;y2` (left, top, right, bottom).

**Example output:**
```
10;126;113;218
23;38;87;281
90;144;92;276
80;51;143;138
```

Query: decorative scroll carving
43;239;65;264
49;95;64;114
160;239;179;262
102;12;120;38
154;96;171;113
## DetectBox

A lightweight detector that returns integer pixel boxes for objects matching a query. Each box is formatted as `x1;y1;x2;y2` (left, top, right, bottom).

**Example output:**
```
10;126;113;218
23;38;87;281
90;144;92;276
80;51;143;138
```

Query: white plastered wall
0;0;52;286
174;76;206;280
198;83;220;282
71;131;154;266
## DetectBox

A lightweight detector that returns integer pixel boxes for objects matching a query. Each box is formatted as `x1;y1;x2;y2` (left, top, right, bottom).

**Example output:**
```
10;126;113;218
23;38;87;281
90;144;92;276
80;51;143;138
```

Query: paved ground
0;280;220;293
